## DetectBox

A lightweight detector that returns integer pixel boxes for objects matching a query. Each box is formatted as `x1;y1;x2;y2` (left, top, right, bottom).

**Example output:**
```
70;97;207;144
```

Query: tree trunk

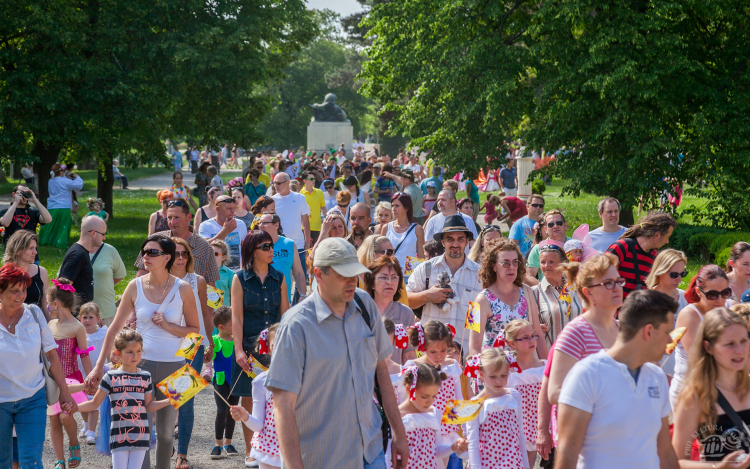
32;141;60;207
620;205;635;227
98;152;115;219
0;167;8;184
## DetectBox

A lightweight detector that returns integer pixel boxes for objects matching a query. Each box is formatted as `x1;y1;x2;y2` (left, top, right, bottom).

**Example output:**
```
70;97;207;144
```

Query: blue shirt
499;167;517;189
272;236;296;299
216;265;234;307
509;216;537;257
465;180;479;204
375;177;396;201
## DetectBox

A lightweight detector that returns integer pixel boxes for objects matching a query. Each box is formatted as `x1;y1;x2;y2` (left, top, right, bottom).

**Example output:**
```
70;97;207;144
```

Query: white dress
78;325;108;377
402;360;463;440
241;372;281;467
669;304;702;409
402;409;455;469
466;390;529;469
507;362;545;451
182;272;208;342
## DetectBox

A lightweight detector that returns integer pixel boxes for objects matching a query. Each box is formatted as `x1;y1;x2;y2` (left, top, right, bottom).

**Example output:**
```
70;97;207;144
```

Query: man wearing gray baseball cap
265;237;409;469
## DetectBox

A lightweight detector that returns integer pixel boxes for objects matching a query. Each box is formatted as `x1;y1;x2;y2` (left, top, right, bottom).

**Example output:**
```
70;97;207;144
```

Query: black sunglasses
539;244;564;253
142;248;166;257
374;249;395;256
167;200;188;208
699;287;733;301
668;270;689;279
481;225;501;233
529;203;544;208
546;220;564;228
257;242;274;251
216;198;234;205
174;251;190;259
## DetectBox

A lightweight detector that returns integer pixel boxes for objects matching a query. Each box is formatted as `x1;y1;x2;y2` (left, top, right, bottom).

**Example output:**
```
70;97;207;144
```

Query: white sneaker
245;456;259;467
86;431;96;445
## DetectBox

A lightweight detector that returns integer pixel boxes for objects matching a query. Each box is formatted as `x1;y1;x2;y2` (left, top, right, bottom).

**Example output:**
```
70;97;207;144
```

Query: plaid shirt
134;230;220;284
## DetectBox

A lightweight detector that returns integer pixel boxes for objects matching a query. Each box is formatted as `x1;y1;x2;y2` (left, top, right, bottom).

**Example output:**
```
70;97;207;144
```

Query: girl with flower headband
46;278;91;469
85;198;109;222
399;363;468;469
404;320;465;467
464;347;529;469
504;319;545;466
230;324;281;469
170;171;198;212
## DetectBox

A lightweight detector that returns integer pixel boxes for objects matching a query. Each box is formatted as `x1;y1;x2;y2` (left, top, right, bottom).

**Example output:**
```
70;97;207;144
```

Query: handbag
28;304;60;405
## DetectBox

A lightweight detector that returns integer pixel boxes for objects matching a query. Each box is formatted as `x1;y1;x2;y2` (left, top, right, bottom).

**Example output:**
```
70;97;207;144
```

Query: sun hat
433;214;474;242
313;238;371;277
563;239;583;253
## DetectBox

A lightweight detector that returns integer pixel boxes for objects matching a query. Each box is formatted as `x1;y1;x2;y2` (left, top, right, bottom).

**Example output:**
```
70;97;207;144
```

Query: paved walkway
128;168;244;191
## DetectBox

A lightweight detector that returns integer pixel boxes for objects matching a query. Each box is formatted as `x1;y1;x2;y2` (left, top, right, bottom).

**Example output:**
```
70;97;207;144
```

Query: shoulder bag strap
392;223;417;255
424;258;432;289
27;304;51;366
716;389;750;439
90;243;105;266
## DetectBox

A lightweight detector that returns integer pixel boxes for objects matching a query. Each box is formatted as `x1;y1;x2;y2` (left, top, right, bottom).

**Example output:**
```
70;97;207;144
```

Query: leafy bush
709;233;750;258
715;247;732;269
531;180;546;195
688;233;717;262
668;224;727;257
668;223;749;266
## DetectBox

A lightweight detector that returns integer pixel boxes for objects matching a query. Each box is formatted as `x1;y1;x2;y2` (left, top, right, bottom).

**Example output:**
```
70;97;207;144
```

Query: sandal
54;460;66;469
175;456;190;469
68;445;81;468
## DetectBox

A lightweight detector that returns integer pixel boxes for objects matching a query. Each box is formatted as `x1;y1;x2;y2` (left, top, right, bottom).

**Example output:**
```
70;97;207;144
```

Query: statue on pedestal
309;93;348;122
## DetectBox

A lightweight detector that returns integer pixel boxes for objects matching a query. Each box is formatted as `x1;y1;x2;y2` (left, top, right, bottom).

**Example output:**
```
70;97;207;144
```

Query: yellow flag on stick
404;257;425;276
464;301;481;333
442;396;487;424
156;364;209;409
665;327;687;355
244;355;268;379
206;285;224;309
174;333;203;360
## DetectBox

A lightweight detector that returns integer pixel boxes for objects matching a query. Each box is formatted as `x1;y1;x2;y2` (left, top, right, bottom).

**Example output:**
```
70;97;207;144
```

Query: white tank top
135;276;185;362
674;304;702;380
182;272;207;341
387;222;418;274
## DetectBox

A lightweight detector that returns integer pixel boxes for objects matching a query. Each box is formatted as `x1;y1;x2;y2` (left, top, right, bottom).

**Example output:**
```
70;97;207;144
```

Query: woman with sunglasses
379;193;424;278
169;238;213;469
231;230;289;467
322;179;338;213
149;190;174;235
84;235;200;469
538;254;623;464
669;264;731;409
646;249;689;315
194;185;221;233
532;244;583;350
467;225;503;263
363;256;417;365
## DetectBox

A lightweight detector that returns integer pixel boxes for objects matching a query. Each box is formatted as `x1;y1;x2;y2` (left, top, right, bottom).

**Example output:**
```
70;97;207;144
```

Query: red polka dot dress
241;372;281;468
508;362;545;452
466;390;530;469
403;360;464;439
402;408;456;469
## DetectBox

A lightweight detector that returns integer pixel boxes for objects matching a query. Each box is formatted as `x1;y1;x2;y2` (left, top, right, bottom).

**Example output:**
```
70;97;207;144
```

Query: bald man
58;215;107;304
423;190;478;243
348;202;373;234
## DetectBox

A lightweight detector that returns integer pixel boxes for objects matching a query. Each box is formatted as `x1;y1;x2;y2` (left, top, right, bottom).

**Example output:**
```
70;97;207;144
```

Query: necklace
716;381;737;393
147;274;170;302
0;311;22;332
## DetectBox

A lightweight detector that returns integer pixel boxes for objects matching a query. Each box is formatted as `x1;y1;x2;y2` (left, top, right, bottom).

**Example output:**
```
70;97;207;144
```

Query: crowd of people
1;147;750;469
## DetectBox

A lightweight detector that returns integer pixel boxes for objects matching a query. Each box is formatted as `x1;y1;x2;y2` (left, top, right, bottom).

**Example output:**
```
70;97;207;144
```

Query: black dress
701;409;750;461
25;267;44;306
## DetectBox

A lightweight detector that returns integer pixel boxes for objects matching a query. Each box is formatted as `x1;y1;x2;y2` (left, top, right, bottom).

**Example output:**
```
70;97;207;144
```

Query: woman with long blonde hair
646;248;689;313
672;308;750;466
468;225;503;263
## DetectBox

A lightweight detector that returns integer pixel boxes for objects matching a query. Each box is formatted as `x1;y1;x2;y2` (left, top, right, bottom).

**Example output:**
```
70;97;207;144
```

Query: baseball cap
313;238;371;277
427;181;436;188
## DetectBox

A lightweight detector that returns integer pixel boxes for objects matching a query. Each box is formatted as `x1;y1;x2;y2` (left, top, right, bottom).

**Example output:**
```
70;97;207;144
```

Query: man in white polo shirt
556;289;679;469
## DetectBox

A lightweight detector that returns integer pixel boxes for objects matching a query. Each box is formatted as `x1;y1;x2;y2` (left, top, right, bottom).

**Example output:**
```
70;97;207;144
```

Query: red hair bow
493;330;506;348
51;278;75;292
413;322;425;351
394;324;409;349
401;365;419;401
446;324;456;339
258;329;269;355
507;353;522;373
463;354;481;378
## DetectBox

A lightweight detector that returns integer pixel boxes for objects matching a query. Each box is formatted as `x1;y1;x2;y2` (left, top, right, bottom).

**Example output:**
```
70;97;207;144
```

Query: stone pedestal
307;121;353;159
515;156;534;200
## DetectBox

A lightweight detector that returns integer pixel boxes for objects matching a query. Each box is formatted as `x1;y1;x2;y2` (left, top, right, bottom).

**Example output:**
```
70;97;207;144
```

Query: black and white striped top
100;369;153;452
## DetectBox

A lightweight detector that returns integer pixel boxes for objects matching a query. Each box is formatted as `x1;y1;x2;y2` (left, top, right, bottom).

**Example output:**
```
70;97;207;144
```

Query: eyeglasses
513;334;540;343
213;252;223;257
374;249;395;256
375;275;399;283
324;185;333;189
257;243;274;251
161;199;173;205
142;248;166;258
588;278;626;290
668;270;689;279
167;200;188;208
175;251;190;259
498;259;520;268
89;230;107;237
273;181;288;186
699;287;733;301
546;220;564;228
529;203;544;208
338;204;348;209
305;177;315;181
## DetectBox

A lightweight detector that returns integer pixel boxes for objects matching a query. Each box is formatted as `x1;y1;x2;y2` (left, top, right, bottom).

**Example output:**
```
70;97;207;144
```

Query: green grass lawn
0;166;172;193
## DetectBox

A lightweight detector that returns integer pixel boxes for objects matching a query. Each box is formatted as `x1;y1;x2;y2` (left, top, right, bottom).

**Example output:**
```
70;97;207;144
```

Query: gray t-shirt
382;301;417;364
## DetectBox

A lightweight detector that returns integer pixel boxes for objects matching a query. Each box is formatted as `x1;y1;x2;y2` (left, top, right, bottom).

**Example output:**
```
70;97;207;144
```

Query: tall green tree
0;0;313;214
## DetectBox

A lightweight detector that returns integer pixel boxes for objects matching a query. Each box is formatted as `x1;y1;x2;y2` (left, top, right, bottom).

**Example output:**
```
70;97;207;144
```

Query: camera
21;191;33;199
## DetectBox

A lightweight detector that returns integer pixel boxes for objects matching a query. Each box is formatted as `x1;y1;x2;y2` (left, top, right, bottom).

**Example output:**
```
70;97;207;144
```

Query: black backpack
353;293;391;452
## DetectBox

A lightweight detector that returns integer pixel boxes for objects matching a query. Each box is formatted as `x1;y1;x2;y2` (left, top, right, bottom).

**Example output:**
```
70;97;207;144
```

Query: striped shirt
606;238;656;297
555;316;609;360
134;229;220;284
100;369;152;452
265;288;393;468
532;277;584;349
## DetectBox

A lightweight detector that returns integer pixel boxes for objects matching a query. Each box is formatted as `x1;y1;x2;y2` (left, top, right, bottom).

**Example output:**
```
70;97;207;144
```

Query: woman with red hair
0;263;78;468
148;189;174;235
669;264;731;408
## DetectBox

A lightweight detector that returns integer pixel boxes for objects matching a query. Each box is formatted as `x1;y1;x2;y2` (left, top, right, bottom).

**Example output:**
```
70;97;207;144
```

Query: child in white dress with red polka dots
230;324;280;469
466;348;529;469
383;318;408;404
403;321;465;468
399;364;468;469
504;319;545;466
